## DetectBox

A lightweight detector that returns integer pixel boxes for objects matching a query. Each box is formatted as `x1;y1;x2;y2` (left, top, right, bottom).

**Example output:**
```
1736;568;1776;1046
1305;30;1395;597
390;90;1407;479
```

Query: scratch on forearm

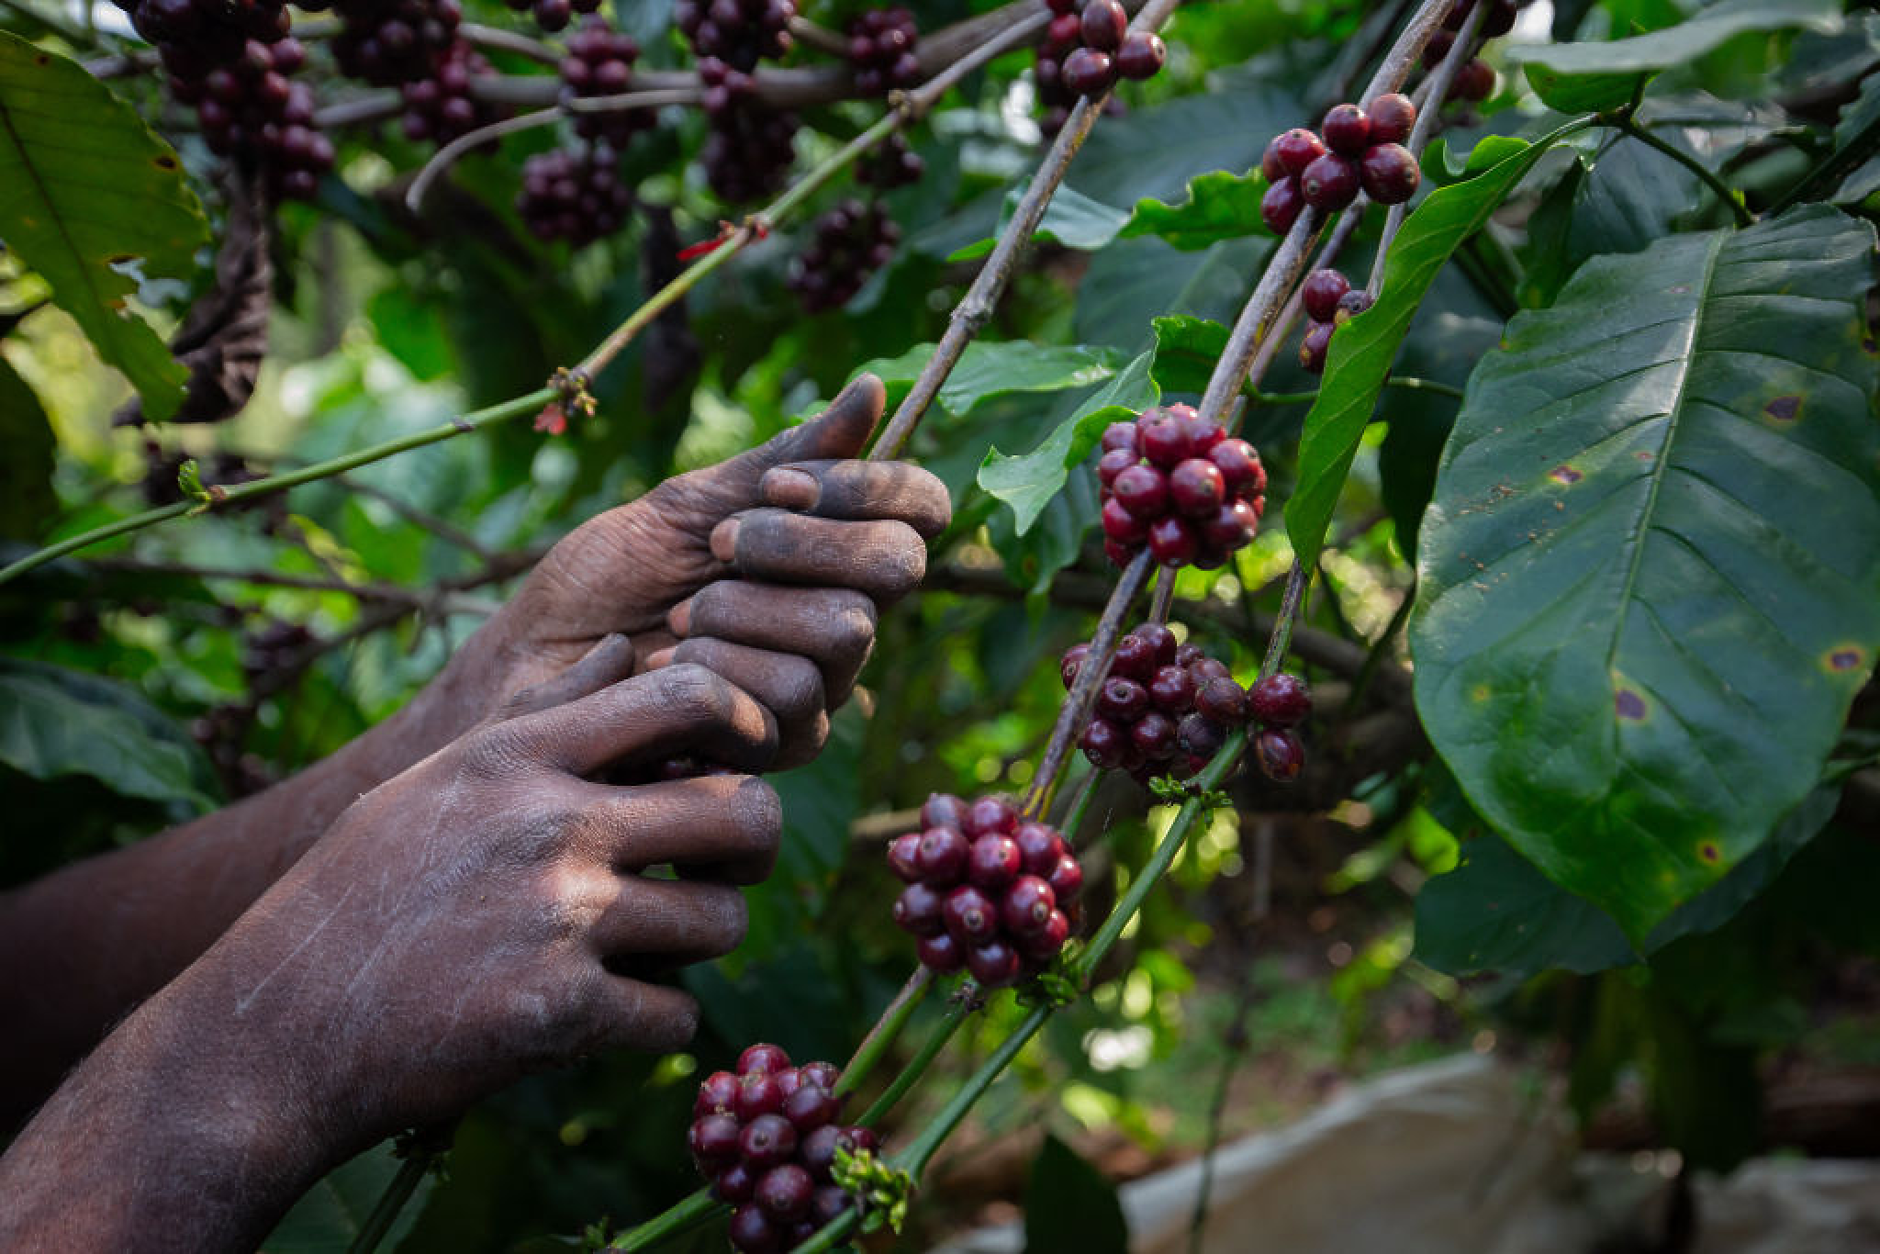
234;884;357;1017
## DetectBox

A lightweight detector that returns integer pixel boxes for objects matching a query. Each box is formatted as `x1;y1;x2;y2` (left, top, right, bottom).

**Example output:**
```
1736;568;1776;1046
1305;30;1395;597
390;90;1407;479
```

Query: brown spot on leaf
154;155;179;171
108;253;136;265
1828;647;1863;672
1635;450;1654;461
1698;842;1720;864
1549;465;1582;485
1764;395;1801;422
1614;689;1646;720
34;53;50;66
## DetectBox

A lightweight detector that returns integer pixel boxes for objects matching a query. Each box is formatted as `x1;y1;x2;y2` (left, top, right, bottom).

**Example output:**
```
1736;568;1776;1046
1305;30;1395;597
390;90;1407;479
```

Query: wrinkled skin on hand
484;374;950;767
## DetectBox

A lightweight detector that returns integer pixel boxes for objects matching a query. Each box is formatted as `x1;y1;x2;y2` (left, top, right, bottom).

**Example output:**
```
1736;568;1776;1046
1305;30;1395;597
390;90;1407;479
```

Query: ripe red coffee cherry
1174;642;1205;667
1260;134;1288;183
1300;153;1359;209
736;1071;785;1120
1360;142;1420;204
968;834;1022;891
1320;102;1370;154
739;1043;791;1076
697;1069;740;1117
739;1113;799;1169
1271;126;1326;176
1110;632;1158;680
727;1203;779;1253
1097;676;1150;721
1097;447;1137;487
966;795;1019;836
1080;717;1129;768
691;1112;742;1168
756;1164;814;1223
942;884;999;944
772;1066;804;1098
1046;853;1083;902
1255;728;1305;781
1102;495;1149;543
1261;176;1304;234
800;1061;840;1091
887;831;922;882
1422;29;1454;67
893;881;945;936
1045;11;1082;51
714;1161;758;1204
920;792;969;831
1301;268;1351;322
1450;58;1495;101
1201;498;1259;550
1137;414;1189;465
1195;676;1248;725
1061;46;1116;97
782;1082;839;1132
1249;672;1312;726
1019;909;1071;960
1168;458;1227;517
1112;463;1168;517
1131;710;1179;759
917;931;965;972
1115;30;1164;79
1177;711;1228;758
1060;641;1092;689
1002;875;1057;934
1367;92;1416;144
1132;623;1178;664
1079;0;1126;51
1015;822;1066;876
1148;664;1196;711
1208;438;1265;495
1100;421;1139;454
915;825;969;884
1299;320;1333;374
968;938;1023;987
1147;515;1199;565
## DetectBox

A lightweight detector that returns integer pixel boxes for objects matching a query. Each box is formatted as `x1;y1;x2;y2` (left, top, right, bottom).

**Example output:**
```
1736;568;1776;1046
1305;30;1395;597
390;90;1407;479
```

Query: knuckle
658;662;738;727
828;597;878;658
458;720;540;779
774;657;825;718
873;521;928;594
733;777;784;857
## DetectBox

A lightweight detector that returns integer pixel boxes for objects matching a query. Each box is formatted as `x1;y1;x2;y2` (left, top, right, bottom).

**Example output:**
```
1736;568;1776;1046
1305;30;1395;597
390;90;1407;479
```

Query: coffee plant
2;0;1877;1247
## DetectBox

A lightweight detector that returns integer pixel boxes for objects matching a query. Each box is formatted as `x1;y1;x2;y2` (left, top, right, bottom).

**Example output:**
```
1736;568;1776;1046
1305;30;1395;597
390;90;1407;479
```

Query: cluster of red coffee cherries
845;6;921;94
559;17;654;148
1426;0;1517;101
1296;268;1374;374
1035;0;1165;134
689;1044;876;1253
1097;405;1266;570
888;795;1082;988
1260;92;1420;233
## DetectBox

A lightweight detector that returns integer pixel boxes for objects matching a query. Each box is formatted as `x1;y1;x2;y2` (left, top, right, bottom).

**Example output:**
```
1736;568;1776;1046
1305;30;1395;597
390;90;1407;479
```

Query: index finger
759;460;952;539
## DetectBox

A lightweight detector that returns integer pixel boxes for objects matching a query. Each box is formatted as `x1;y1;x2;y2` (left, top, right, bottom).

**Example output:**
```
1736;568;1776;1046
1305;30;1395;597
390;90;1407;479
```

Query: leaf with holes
1286;127;1583;570
1409;204;1880;943
0;33;207;421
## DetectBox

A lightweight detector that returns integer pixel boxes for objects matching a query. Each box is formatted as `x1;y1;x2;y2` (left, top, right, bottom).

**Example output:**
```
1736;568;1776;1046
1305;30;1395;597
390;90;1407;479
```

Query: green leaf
1119;169;1265;252
1415;835;1637;979
0;33;208;421
0;658;219;813
945;185;1130;261
1409;205;1880;943
978;351;1157;534
1023;1135;1128;1254
0;355;55;540
260;1141;435;1254
851;340;1123;417
1287;125;1582;568
1148;314;1228;395
1510;0;1843;112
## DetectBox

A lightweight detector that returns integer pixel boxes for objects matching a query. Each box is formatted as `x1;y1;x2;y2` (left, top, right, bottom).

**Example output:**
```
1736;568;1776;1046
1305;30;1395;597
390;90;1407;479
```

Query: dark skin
0;375;950;1250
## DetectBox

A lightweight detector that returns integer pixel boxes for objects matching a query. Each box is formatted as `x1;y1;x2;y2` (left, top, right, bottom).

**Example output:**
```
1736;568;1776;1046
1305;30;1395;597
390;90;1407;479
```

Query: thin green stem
1609;113;1752;227
345;1149;437;1254
0;388;554;587
607;1189;721;1252
835;966;933;1099
857;984;978;1126
895;1004;1052;1178
1258;564;1309;681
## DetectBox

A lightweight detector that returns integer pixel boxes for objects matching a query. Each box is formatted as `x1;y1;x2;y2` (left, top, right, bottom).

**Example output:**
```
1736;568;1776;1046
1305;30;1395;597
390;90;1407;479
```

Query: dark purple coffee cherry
1112;463;1169;517
1147;515;1199;566
1015;823;1066;876
1320;102;1370;155
782;1082;839;1132
1100;421;1139;454
1132;623;1178;664
1261;176;1303;234
1018;909;1071;960
893;881;946;936
887;832;923;882
799;1124;841;1180
1271;127;1325;176
1301;269;1351;322
755;1164;814;1222
1061;46;1116;97
1001;875;1057;935
1450;58;1495;101
1115;30;1164;79
1208;438;1265;495
1177;712;1228;758
1148;665;1196;712
1360;142;1420;204
697;1069;740;1117
1097;676;1150;722
800;1061;839;1092
736;1071;785;1121
1299;320;1334;374
772;1066;803;1099
1201;499;1260;550
1422;29;1455;67
968;834;1022;891
1194;676;1248;725
691;1112;742;1169
942;884;999;944
968;938;1023;987
727;1203;779;1253
1061;642;1092;689
1168;458;1227;517
1137;413;1190;465
714;1160;758;1204
739;1113;798;1169
915;825;970;885
1079;0;1126;51
1300;153;1359;209
1102;496;1149;544
1131;710;1179;759
1483;0;1518;36
810;1184;852;1225
1188;656;1231;684
1255;728;1305;781
1046;853;1084;902
1080;717;1129;769
1334;289;1374;323
1110;632;1158;680
1367;92;1416;144
920;792;969;831
1248;672;1312;726
966;796;1019;836
917;930;965;973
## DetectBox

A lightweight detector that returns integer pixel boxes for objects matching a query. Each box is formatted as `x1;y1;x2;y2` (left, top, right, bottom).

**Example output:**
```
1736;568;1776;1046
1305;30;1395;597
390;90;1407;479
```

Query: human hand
470;374;950;767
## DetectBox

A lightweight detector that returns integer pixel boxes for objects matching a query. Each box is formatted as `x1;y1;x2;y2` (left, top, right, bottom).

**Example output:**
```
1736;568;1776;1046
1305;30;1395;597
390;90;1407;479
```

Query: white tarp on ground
931;1053;1880;1253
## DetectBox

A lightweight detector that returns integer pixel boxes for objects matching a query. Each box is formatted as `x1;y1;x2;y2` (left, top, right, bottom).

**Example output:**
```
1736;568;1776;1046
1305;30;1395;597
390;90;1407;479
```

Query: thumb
733;373;887;475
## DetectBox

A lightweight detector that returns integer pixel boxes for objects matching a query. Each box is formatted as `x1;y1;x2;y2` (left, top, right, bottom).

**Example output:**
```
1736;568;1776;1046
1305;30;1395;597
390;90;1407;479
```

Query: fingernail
710;518;740;563
668;598;693;636
762;467;820;511
644;646;677;669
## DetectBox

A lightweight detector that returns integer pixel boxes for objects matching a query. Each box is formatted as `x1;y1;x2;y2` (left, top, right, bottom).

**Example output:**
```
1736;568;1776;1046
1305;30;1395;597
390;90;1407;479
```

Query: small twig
787;15;853;57
1607;110;1754;227
405;108;564;215
835;967;933;1098
82;556;508;616
459;21;562;66
336;475;504;562
1148;567;1178;624
1259;564;1310;680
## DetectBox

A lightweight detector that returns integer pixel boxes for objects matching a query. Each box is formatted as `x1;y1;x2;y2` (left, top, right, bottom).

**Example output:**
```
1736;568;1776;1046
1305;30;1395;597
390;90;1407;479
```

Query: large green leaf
977;351;1157;533
1148;314;1229;395
1119;169;1265;252
0;33;208;420
1286;129;1581;568
0;355;55;540
852;340;1123;417
1510;0;1843;112
0;658;219;813
1023;1135;1129;1254
260;1141;435;1254
1409;205;1880;943
946;185;1130;261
